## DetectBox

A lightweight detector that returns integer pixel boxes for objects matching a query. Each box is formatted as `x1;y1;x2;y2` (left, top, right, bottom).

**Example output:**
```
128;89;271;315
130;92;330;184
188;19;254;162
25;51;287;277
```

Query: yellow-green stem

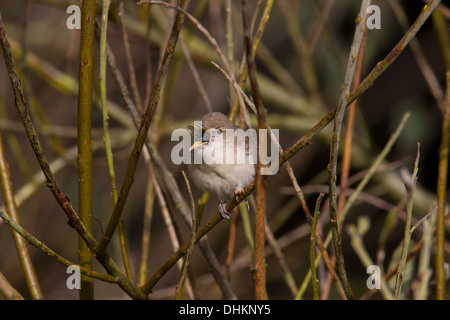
100;0;133;282
77;0;97;300
0;129;43;299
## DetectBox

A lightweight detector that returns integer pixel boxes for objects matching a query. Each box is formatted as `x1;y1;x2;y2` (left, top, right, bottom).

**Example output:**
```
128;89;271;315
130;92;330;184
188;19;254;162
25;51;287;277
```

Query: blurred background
0;0;448;299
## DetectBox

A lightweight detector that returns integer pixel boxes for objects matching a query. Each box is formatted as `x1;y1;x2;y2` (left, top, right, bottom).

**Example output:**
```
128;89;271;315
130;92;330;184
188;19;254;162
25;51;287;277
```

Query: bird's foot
234;185;244;202
219;202;234;219
234;186;249;211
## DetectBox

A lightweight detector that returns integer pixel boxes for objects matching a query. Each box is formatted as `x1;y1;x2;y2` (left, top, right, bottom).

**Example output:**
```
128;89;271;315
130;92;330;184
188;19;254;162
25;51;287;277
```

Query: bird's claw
219;186;250;219
219;203;234;219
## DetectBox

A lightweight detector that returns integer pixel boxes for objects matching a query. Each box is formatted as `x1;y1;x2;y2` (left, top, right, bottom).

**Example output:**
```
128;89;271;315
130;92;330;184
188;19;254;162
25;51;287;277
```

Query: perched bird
187;112;256;219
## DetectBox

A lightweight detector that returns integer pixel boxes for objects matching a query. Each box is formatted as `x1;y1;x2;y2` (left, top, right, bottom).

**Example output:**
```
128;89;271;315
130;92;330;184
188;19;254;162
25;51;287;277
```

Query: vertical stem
436;69;450;299
77;0;97;300
225;0;234;71
138;168;155;286
394;144;420;299
119;1;144;113
242;0;268;300
226;213;238;280
338;33;367;216
100;0;115;216
229;0;274;121
100;0;133;283
328;0;370;300
0;129;43;300
310;194;323;300
174;171;197;299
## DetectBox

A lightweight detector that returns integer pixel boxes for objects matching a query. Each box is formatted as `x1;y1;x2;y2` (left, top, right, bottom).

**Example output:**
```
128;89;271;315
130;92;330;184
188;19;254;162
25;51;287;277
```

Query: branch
394;144;420;299
327;0;371;300
0;127;42;299
0;209;116;284
242;0;268;300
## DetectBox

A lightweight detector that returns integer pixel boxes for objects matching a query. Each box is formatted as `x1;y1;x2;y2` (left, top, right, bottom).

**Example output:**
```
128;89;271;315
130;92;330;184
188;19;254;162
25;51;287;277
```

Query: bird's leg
219;202;234;219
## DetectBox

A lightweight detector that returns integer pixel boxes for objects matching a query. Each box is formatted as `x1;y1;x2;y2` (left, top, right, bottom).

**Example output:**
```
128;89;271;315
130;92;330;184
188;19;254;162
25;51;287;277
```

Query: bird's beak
188;122;208;151
189;140;207;151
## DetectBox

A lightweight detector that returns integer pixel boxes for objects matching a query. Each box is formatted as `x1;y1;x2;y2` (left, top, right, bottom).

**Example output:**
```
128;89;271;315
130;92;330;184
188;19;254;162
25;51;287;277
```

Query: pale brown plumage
187;112;255;219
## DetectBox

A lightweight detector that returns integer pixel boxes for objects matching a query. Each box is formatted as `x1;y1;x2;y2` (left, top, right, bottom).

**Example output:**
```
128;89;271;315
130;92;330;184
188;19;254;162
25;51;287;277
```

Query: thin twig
277;0;320;101
338;24;367;218
394;143;420;299
179;36;213;112
328;13;368;300
8;37;134;129
265;215;298;297
0;209;117;284
153;172;195;299
229;0;274;121
328;0;371;300
100;0;133;283
310;194;323;300
174;171;197;299
0;129;43;299
361;240;424;300
346;217;394;300
119;1;144;113
413;208;436;299
389;0;445;112
138;166;156;286
340;113;411;224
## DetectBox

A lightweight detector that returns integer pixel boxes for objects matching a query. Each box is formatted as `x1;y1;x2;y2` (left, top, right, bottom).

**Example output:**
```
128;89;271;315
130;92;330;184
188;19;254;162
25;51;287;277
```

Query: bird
187;112;256;219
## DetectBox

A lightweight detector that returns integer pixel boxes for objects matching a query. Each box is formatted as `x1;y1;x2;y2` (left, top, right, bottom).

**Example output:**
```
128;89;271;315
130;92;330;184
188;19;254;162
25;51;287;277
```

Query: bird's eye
216;129;222;135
